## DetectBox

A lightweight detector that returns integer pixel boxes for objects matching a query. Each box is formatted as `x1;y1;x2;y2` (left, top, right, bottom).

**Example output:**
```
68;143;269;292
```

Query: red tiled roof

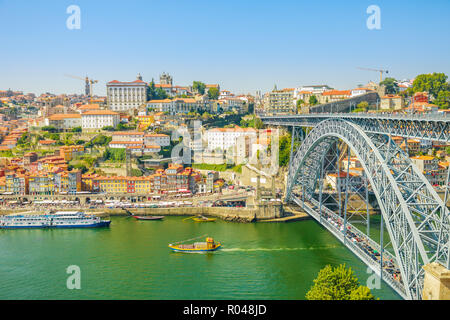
82;110;119;116
322;90;351;96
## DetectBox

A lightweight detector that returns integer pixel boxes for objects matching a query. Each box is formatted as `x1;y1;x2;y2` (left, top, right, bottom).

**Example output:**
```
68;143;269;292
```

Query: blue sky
0;0;449;96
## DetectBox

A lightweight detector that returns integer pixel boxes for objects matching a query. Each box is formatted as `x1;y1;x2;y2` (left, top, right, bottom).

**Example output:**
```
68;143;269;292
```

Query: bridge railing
261;112;450;121
293;195;407;298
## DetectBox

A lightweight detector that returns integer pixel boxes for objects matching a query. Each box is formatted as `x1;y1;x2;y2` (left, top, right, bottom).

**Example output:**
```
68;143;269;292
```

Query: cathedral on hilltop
160;72;173;85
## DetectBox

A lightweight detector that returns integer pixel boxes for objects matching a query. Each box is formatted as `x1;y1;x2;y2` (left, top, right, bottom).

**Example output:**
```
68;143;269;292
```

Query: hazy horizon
1;0;449;96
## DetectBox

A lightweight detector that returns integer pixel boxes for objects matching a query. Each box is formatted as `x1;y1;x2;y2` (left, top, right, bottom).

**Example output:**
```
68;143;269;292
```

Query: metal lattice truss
286;119;450;300
261;113;450;142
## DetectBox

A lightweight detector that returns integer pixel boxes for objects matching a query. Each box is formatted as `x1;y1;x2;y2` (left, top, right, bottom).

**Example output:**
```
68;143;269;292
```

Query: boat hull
0;225;50;229
52;221;111;228
0;220;111;229
169;244;222;253
192;218;216;222
133;216;164;221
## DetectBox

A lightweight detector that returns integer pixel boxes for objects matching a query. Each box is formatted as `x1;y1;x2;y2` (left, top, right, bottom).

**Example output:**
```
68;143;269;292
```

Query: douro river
0;216;400;299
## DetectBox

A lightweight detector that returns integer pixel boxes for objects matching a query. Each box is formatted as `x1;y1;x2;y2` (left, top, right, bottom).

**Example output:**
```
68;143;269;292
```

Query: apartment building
144;133;170;147
147;97;212;115
107;74;147;111
206;127;257;151
381;95;405;110
81;110;120;131
112;131;145;143
264;88;295;114
411;155;447;186
319;90;351;104
45;113;81;129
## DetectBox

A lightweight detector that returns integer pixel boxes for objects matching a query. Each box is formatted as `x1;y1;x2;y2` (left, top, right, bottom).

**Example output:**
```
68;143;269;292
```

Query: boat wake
221;245;340;252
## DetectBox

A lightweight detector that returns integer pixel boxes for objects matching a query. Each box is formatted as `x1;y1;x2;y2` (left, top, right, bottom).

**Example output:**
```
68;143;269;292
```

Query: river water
0;216;400;300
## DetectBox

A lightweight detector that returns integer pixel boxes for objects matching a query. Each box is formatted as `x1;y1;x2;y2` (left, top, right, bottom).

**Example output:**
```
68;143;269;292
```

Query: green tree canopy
434;90;450;109
147;79;168;100
410;73;450;109
306;264;375;300
309;95;318;106
155;87;168;99
103;148;126;162
131;168;143;177
240;116;263;129
208;87;220;100
279;134;291;167
193;81;206;95
88;134;112;147
41;126;58;133
349;285;376;300
296;99;305;112
356;101;369;112
380;77;399;94
412;73;450;99
68;163;88;174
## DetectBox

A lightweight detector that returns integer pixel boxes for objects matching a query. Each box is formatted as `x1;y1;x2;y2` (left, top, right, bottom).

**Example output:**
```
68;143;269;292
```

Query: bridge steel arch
286;119;450;300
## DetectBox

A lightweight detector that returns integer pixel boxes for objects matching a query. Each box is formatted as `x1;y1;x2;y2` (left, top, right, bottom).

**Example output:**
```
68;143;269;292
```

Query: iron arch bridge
261;115;450;300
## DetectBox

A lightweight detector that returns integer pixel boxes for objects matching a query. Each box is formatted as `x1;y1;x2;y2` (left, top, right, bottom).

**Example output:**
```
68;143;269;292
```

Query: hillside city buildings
106;74;147;112
0;73;449;202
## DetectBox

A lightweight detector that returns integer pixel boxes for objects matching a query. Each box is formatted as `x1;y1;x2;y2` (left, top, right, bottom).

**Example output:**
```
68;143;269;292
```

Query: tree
41;126;58;133
193;81;206;95
254;117;264;129
278;134;291;167
117;122;135;131
155;87;168;100
82;155;97;167
69;163;88;174
131;168;143;177
412;73;450;99
71;126;82;133
208;87;220;100
90;134;111;147
43;132;60;141
248;103;255;114
306;264;375;300
309;95;318;106
446;146;450;155
202;112;212;120
75;139;85;145
355;101;369;112
240;116;263;129
349;286;376;300
380;77;399;94
296;99;305;112
147;80;156;101
103;148;126;162
434;90;450;109
147;80;168;100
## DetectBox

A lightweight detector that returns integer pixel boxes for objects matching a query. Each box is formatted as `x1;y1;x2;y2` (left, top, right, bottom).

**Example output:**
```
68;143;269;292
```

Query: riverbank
97;207;258;222
0;204;291;223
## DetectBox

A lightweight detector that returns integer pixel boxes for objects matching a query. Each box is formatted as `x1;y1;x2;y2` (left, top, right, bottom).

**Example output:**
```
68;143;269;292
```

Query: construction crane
357;67;389;83
64;74;99;97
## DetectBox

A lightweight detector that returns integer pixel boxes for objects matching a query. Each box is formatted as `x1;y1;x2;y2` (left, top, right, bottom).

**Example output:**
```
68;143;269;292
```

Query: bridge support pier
422;262;450;300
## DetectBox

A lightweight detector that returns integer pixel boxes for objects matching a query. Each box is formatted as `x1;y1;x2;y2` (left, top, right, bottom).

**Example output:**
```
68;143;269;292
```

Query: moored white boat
0;211;111;229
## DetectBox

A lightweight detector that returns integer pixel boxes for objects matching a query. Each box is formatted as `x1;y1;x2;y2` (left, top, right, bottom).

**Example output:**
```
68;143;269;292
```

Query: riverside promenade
0;202;309;223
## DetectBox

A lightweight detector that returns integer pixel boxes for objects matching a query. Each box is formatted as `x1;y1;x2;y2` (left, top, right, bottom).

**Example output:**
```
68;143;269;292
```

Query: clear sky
0;0;449;96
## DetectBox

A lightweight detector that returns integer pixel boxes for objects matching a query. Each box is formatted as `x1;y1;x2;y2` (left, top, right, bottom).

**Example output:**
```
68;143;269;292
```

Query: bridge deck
261;113;450;142
292;195;407;299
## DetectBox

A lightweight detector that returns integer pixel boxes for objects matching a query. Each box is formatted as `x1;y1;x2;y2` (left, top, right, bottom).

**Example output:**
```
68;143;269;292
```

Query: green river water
0;216;400;300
